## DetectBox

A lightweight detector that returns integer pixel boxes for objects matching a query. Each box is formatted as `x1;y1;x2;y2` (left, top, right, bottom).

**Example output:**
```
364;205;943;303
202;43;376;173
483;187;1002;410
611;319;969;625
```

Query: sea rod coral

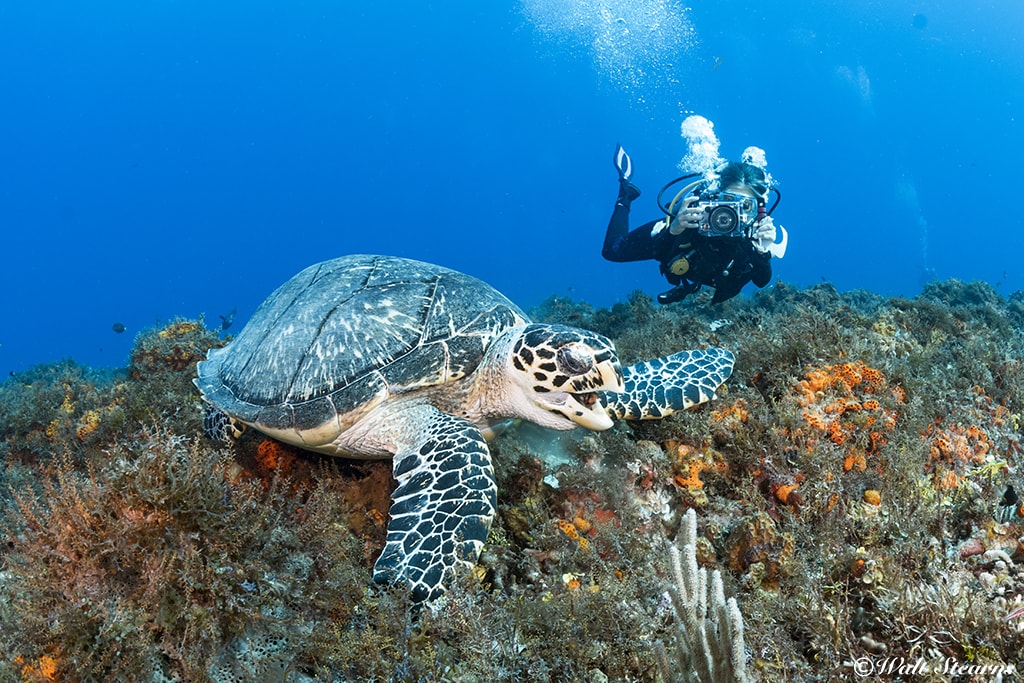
656;508;749;683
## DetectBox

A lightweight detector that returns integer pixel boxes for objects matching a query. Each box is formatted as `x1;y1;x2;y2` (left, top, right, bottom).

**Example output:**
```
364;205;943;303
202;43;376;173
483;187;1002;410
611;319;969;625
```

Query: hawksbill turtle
194;254;734;602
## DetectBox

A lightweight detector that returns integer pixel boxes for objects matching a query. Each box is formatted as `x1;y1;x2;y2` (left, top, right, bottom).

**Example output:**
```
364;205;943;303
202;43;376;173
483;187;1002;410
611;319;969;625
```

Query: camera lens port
707;206;738;235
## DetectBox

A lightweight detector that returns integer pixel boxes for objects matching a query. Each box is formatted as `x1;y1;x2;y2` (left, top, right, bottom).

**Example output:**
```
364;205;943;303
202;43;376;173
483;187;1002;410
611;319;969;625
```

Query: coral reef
2;279;1024;680
0;428;369;680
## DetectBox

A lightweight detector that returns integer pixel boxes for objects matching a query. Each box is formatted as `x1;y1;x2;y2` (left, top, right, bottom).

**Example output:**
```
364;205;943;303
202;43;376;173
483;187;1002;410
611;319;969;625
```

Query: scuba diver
602;144;788;304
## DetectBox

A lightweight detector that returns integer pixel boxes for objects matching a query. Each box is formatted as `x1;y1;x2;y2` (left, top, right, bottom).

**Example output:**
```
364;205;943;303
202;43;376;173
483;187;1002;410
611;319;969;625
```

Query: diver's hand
751;216;777;253
669;195;702;235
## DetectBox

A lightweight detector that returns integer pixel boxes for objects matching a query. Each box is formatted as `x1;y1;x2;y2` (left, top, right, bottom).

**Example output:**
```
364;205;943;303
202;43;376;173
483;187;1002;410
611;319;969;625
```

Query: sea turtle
194;254;734;601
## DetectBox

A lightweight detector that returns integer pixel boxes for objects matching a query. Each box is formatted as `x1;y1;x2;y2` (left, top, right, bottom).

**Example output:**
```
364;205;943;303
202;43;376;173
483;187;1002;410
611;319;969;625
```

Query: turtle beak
539;354;623;431
510;324;625;432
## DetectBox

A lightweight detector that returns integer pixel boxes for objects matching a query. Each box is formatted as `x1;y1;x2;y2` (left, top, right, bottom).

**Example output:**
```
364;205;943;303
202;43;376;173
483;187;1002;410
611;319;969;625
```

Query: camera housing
696;194;758;238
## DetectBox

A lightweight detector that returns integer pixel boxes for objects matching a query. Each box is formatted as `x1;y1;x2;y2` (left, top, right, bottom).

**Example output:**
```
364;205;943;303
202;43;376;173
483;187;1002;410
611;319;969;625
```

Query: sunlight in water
519;0;697;94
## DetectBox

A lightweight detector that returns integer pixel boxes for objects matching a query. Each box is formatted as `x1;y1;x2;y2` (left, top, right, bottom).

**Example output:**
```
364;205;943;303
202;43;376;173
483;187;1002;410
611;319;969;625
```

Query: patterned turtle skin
194;254;734;602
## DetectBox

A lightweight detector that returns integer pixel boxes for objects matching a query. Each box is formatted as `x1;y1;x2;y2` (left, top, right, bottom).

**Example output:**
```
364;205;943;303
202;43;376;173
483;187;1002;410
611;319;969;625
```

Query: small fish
112;322;126;334
994;485;1020;524
219;309;237;331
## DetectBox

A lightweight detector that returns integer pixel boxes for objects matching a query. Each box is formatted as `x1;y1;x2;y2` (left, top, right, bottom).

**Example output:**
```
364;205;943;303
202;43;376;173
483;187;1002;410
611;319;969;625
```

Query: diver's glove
669;195;702;235
751;216;789;258
751;216;777;254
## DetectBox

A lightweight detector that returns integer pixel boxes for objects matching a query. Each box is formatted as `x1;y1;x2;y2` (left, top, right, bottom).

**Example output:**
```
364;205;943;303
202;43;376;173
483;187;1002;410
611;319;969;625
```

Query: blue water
1;1;1021;375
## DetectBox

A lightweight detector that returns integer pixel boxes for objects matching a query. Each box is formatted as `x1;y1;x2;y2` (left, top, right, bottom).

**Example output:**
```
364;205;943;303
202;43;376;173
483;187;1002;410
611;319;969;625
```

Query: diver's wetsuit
602;190;771;304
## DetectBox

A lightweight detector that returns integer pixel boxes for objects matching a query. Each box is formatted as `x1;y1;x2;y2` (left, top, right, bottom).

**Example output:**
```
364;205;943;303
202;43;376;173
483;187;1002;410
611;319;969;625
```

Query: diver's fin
614;143;633;182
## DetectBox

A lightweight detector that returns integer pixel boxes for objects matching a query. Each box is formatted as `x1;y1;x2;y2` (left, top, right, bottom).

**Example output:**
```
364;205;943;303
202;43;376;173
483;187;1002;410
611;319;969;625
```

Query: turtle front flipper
602;348;735;421
373;405;497;603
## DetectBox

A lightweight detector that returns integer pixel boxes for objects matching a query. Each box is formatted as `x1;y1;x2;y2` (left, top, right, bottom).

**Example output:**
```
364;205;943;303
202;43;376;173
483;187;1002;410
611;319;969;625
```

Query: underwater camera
696;192;759;238
657;172;781;239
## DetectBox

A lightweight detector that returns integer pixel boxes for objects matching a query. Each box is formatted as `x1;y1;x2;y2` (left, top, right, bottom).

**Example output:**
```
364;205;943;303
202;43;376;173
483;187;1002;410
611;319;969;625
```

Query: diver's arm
750;250;772;288
749;215;778;285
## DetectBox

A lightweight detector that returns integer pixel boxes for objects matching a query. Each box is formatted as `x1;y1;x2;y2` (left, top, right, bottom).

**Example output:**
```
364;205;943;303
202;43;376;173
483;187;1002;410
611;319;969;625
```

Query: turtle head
506;324;624;431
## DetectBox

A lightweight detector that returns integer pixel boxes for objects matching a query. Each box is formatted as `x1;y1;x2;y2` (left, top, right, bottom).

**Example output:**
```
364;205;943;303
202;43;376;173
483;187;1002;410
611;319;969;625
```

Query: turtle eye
557;345;593;375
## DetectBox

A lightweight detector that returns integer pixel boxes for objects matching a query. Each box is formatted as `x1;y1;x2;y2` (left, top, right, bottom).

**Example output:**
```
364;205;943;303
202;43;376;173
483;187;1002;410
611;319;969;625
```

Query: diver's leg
602;181;642;260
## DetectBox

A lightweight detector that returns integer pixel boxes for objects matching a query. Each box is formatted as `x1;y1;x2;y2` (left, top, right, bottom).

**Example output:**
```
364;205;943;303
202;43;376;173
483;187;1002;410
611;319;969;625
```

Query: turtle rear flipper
602;348;735;420
373;405;497;603
202;403;246;444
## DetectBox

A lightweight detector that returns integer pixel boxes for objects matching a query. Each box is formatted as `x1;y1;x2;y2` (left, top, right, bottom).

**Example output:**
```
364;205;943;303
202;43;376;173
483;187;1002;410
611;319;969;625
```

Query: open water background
1;0;1021;373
